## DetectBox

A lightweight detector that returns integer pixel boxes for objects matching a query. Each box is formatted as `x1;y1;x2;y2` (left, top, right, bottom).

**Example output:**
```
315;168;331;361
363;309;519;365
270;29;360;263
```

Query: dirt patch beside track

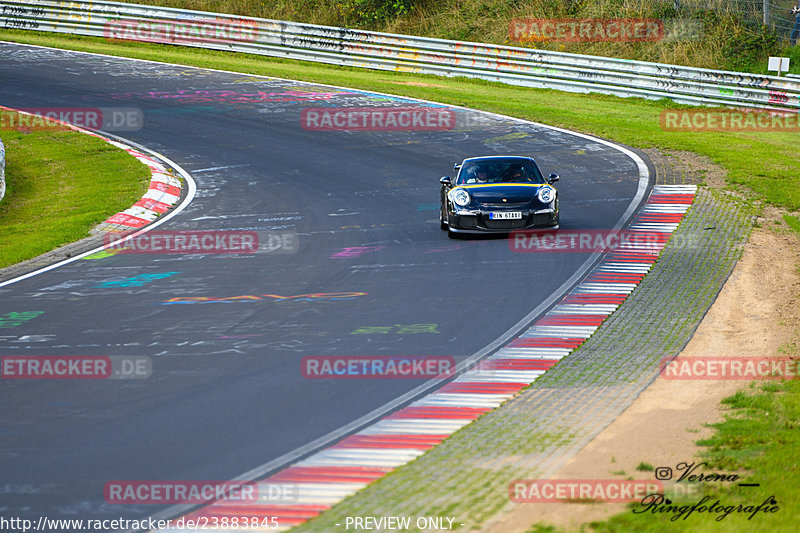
482;225;800;532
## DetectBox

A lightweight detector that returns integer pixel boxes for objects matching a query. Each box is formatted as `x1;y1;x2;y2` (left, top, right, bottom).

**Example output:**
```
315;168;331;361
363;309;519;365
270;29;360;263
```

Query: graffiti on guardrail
292;24;372;43
769;91;791;104
3;0;798;111
283;34;344;52
1;3;42;29
3;18;39;30
1;5;44;17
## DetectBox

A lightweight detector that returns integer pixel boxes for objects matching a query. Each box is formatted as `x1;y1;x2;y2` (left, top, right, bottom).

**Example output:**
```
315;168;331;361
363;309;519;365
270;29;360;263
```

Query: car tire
440;207;448;230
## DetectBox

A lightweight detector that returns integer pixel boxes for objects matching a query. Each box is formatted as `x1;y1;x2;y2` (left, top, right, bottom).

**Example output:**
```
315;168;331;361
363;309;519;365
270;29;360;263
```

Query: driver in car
467;166;491;183
505;166;525;182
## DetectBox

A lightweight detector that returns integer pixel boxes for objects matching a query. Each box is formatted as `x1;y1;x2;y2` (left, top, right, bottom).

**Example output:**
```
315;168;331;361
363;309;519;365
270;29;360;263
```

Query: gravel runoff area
293;150;754;532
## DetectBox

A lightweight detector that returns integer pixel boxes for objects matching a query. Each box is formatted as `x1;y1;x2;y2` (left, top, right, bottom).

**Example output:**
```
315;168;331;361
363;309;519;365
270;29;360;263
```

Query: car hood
460;184;547;204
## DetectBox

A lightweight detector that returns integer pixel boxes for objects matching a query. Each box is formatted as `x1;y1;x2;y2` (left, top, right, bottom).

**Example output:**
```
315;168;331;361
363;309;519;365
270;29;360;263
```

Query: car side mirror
453;163;461;171
548;173;560;183
440;176;451;185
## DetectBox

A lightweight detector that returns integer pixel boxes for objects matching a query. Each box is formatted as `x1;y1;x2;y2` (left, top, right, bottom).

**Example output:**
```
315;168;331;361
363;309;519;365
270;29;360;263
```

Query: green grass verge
784;215;800;234
2;29;798;211
0;108;150;268
558;379;800;533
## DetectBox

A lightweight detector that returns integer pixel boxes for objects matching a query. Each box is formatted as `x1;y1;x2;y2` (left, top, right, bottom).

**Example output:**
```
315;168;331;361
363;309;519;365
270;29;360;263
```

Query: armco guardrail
2;0;799;112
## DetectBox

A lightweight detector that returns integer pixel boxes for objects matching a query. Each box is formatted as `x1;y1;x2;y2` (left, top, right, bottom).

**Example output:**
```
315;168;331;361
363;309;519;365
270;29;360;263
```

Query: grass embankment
0;109;150;268
571;378;800;533
117;0;800;74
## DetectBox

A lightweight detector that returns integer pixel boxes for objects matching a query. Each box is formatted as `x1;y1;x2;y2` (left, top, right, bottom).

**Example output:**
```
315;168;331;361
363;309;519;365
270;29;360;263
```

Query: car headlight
538;186;555;204
450;188;471;207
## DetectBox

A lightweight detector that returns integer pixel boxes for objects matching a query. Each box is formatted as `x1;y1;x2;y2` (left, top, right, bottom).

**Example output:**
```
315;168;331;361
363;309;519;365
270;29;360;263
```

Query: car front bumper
447;207;558;233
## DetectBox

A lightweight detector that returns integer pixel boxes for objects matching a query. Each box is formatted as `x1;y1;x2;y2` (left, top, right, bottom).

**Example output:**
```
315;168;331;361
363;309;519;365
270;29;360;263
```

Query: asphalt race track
0;43;649;525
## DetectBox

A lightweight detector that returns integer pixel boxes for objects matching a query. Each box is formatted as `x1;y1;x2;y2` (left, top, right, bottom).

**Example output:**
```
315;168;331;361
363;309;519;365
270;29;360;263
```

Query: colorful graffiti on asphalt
0;311;44;328
330;246;385;259
162;292;368;305
350;324;439;334
96;272;180;288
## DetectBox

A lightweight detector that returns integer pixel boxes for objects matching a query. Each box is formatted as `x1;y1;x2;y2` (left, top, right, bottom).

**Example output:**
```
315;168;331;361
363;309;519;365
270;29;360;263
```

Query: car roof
461;156;535;164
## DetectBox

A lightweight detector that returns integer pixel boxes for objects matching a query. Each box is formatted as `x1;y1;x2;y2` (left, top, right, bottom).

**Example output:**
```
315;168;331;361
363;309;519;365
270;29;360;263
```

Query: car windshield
456;159;545;185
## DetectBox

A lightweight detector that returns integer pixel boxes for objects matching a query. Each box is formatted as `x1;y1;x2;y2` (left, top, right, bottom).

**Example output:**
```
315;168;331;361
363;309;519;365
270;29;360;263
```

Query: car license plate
489;211;522;220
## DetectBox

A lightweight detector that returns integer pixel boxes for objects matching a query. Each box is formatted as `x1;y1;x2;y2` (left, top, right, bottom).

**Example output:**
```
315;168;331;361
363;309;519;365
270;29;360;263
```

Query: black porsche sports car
439;156;559;238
